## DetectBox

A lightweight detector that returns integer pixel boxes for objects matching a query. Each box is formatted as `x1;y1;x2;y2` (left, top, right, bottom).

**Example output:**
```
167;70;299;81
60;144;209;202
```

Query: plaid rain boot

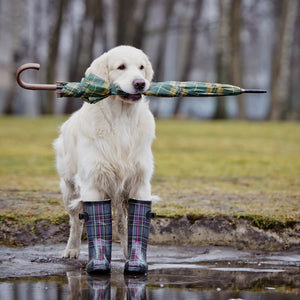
80;200;112;274
124;199;156;274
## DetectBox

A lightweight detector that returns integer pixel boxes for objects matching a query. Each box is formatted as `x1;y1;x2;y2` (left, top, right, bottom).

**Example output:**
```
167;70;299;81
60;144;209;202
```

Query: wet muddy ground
0;242;299;299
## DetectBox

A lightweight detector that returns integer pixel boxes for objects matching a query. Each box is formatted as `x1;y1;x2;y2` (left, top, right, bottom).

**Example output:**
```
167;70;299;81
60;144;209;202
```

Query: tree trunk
173;0;203;117
43;0;68;114
64;3;85;114
115;0;153;48
132;0;153;49
154;0;177;81
116;0;138;45
4;0;25;114
64;0;103;114
213;0;231;120
287;5;300;120
151;0;177;117
230;0;246;119
268;0;298;120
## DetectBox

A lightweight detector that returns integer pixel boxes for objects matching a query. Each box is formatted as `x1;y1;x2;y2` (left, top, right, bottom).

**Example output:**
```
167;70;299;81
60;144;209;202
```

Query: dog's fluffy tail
68;198;82;211
151;195;161;203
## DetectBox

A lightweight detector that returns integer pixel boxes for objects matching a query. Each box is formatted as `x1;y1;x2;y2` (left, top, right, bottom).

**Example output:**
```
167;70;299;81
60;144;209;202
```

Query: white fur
53;46;156;259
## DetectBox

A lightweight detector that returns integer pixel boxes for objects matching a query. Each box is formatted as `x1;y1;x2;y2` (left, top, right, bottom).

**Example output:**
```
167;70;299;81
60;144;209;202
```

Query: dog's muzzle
119;79;147;102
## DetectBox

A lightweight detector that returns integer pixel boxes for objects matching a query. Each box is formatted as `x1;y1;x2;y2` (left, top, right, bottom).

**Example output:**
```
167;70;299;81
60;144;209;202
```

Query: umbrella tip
242;89;267;94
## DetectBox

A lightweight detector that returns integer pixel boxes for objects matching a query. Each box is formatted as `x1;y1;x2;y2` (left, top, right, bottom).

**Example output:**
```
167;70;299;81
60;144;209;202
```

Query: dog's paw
63;248;80;259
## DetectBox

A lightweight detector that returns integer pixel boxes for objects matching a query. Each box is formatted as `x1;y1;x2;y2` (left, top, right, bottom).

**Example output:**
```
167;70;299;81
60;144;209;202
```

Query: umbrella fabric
57;73;244;104
57;73;128;104
144;81;243;97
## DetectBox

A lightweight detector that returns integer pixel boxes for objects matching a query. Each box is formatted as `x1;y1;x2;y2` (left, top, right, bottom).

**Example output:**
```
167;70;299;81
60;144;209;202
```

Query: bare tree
151;0;177;117
268;0;298;120
116;0;137;45
132;0;154;48
287;5;300;120
4;0;26;114
230;0;245;119
213;0;231;119
173;0;203;117
64;0;104;114
115;0;153;48
153;0;177;81
43;0;69;114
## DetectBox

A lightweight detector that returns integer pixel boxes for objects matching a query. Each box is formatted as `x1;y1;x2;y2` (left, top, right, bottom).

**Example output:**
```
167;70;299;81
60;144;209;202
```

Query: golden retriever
53;45;156;259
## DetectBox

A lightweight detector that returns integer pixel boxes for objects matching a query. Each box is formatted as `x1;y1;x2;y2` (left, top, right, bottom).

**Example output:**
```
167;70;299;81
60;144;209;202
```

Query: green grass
0;116;64;189
152;120;299;221
0;117;299;226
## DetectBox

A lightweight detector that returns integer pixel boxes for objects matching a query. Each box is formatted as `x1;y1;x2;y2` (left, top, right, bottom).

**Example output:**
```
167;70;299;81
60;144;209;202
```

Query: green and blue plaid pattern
58;74;128;104
57;73;245;104
145;81;243;97
125;199;152;274
83;200;112;273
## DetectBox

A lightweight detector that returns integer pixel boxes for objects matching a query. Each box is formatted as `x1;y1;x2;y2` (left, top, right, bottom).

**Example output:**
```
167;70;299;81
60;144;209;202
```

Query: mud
1;188;299;250
0;217;70;247
149;216;300;250
0;242;299;299
1;215;299;251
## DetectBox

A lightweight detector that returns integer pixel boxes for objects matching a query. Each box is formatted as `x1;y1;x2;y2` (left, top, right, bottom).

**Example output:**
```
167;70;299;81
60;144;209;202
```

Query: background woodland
0;0;299;120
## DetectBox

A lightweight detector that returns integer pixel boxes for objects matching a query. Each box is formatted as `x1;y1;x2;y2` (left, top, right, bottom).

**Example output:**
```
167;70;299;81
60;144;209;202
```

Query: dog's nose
133;79;146;91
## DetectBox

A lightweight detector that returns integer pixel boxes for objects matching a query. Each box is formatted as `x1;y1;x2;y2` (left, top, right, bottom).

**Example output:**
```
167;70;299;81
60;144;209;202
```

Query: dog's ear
85;52;109;80
144;56;154;82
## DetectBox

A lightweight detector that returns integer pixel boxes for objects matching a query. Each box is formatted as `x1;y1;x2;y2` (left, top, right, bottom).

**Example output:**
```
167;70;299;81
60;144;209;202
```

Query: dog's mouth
120;94;142;102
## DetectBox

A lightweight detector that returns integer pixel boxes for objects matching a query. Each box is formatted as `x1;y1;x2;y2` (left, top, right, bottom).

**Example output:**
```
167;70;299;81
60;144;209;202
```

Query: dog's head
85;46;154;103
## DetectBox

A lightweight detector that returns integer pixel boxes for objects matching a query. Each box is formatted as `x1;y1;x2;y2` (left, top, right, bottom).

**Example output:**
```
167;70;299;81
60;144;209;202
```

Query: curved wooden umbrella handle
16;63;57;90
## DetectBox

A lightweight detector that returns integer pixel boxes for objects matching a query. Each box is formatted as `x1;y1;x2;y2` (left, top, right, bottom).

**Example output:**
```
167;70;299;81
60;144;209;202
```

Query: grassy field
0;117;299;227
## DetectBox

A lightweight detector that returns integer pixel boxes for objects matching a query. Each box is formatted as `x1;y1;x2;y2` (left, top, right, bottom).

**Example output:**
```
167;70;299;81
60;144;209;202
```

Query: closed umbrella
16;63;266;103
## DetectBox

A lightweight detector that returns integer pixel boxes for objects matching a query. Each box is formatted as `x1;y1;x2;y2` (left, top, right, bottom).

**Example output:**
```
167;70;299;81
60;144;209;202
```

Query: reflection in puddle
125;275;148;300
1;265;299;300
87;274;111;299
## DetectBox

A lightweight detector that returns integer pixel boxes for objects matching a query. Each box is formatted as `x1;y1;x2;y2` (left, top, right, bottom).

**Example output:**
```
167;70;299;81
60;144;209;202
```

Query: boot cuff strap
79;212;89;221
129;199;152;205
146;211;156;219
83;199;111;204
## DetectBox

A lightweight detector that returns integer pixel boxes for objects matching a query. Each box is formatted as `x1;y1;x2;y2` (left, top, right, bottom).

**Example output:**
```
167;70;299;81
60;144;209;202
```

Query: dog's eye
140;65;144;70
118;64;126;70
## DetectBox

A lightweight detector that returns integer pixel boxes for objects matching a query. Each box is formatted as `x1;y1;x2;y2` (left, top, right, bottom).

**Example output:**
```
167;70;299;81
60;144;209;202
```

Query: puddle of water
0;243;299;299
0;266;299;300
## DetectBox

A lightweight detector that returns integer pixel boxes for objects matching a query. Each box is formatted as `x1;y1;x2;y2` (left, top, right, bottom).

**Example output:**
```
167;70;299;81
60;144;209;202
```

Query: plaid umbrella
16;63;266;103
57;73;266;104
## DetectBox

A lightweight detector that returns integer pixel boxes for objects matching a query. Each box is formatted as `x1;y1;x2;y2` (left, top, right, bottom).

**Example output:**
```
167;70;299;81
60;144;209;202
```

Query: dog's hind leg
61;179;83;259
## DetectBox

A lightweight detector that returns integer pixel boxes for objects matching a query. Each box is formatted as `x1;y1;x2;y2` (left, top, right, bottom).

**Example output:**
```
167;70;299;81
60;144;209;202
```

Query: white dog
53;46;156;259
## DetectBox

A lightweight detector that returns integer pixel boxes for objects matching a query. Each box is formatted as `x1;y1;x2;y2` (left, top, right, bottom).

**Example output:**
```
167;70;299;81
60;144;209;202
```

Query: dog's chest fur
79;99;154;195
